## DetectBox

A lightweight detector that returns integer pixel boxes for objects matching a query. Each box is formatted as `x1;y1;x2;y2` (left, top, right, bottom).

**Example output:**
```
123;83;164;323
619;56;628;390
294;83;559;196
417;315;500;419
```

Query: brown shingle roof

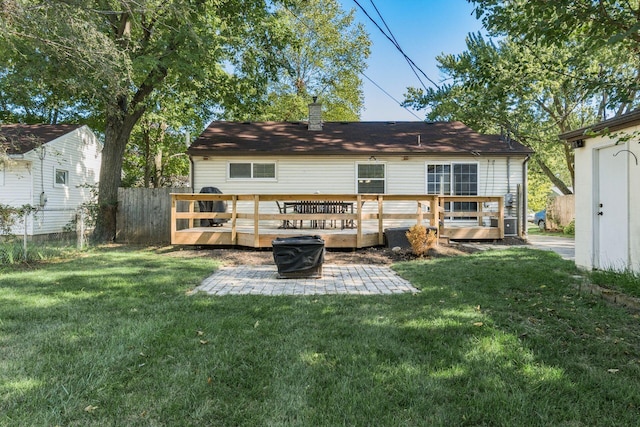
188;121;533;156
0;124;82;155
559;109;640;142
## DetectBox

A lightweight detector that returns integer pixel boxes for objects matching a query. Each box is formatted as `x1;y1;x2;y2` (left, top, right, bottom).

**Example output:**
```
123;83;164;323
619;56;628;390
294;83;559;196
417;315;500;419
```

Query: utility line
284;3;424;121
352;0;440;90
362;73;423;120
367;0;438;92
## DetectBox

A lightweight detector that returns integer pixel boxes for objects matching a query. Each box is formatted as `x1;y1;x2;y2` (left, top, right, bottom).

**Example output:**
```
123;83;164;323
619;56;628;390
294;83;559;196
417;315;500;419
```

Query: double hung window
357;163;385;193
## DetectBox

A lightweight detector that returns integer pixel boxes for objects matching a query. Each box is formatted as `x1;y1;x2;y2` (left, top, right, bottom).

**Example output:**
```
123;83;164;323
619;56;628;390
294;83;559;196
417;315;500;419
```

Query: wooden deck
171;193;506;249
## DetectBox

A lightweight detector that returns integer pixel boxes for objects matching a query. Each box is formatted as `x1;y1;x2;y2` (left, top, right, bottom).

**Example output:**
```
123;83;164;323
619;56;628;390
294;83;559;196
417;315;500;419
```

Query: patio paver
194;264;419;296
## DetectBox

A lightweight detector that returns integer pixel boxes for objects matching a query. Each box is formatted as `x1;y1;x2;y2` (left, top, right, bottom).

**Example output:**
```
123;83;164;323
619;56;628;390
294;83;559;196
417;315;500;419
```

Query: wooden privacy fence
547;194;575;230
117;187;191;243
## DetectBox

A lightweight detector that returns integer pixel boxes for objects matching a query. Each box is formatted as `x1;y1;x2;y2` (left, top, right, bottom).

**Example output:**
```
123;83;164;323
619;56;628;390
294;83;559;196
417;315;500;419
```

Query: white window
55;168;69;186
357;163;385;193
427;162;478;218
228;162;276;180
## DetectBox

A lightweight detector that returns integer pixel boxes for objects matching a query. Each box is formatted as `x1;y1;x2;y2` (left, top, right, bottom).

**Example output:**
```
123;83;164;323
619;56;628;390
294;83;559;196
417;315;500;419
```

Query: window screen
357;163;385;193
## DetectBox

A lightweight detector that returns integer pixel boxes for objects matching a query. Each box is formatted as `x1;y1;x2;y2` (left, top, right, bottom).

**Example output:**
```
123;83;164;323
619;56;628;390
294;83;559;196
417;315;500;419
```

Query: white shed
560;110;640;273
0;124;102;236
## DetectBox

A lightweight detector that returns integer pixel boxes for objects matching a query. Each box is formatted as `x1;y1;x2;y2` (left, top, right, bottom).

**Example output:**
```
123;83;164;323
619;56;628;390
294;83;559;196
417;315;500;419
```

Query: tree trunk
93;105;143;242
535;156;573;195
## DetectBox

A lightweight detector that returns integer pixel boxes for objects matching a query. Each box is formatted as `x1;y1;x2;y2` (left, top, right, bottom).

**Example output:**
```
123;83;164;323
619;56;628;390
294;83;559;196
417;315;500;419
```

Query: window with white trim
54;168;69;186
427;162;478;218
228;162;276;180
357;163;385;193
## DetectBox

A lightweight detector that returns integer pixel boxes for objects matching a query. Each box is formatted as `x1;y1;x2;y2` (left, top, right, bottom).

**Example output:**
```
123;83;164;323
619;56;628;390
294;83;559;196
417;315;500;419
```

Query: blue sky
338;0;484;121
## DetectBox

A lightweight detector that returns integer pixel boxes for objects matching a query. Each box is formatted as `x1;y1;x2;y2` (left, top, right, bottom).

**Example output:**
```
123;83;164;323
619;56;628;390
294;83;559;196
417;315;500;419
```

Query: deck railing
170;193;505;248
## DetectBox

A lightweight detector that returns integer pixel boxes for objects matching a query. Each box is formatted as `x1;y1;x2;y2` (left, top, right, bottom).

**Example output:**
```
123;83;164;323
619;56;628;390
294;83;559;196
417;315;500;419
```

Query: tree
403;32;640;202
1;0;292;241
221;0;370;121
471;0;640;114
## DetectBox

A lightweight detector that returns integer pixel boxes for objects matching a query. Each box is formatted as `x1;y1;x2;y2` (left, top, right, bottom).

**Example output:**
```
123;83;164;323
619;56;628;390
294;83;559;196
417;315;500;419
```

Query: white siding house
560;110;640;273
0;124;102;236
188;103;533;235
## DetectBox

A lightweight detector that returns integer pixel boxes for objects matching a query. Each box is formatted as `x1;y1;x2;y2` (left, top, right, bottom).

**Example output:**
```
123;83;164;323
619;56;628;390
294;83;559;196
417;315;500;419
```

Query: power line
284;2;424;121
366;0;437;92
362;73;423;120
352;0;440;91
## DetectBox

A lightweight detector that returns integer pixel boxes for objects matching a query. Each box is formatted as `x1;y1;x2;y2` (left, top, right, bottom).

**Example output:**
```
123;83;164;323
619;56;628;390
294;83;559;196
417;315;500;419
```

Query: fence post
77;209;85;250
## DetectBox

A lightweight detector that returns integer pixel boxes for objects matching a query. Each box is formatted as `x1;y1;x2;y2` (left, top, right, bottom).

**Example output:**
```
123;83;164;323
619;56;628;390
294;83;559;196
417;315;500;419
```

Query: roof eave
559;109;640;142
187;149;533;157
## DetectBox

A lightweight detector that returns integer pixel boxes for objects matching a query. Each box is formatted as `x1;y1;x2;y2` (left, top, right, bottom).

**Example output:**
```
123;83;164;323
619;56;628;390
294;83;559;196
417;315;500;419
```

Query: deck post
356;194;363;248
188;200;195;229
170;195;176;244
429;196;438;245
231;195;238;244
377;195;384;245
253;195;260;247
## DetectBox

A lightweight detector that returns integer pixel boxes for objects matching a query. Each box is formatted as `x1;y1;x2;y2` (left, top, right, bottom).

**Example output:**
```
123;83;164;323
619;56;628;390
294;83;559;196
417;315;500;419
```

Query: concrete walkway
526;234;575;261
193;264;419;296
461;234;575;261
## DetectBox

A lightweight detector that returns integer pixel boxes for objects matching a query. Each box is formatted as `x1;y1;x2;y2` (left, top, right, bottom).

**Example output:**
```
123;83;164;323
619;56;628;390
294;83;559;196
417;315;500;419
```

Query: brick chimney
308;97;322;131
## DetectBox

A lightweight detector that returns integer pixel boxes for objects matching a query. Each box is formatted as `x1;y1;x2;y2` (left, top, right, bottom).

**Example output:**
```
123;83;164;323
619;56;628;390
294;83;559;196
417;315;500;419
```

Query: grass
1;246;640;426
590;268;640;299
526;224;573;238
0;239;80;265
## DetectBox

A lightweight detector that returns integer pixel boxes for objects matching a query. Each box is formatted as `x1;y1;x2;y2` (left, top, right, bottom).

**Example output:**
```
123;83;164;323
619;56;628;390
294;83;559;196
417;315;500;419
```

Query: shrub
563;219;575;235
406;224;437;256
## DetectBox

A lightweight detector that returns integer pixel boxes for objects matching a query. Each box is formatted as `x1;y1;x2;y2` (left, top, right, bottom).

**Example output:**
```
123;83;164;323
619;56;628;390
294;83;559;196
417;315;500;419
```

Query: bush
563;219;575;235
405;224;437;256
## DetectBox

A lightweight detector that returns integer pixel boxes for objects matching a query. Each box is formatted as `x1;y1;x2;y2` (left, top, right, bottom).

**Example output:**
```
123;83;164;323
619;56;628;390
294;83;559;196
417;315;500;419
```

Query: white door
596;145;629;270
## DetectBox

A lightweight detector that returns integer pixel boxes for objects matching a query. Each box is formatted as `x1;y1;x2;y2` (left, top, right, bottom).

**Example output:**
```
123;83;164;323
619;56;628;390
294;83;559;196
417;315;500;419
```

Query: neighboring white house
187;102;534;236
560;110;640;273
0;124;102;236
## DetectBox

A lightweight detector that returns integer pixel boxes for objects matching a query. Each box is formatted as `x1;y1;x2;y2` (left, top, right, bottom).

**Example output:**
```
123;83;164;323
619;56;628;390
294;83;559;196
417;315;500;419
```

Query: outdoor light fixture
571;139;585;149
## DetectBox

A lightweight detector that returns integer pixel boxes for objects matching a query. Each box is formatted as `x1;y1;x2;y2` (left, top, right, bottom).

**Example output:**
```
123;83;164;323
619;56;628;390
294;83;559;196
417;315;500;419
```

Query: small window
357;163;385;193
55;169;69;186
228;162;276;180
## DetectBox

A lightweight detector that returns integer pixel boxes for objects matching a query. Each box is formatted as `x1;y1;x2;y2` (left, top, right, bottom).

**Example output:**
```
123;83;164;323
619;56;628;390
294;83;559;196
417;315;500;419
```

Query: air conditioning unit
490;217;518;236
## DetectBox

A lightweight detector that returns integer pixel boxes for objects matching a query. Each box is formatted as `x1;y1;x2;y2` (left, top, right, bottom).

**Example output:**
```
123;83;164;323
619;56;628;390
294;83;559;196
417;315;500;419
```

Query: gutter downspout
189;156;194;189
522;154;531;238
185;132;194;190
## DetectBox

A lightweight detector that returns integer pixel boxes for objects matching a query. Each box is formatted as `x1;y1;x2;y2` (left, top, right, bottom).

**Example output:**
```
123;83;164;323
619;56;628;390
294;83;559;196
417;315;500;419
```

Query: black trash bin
272;235;325;278
198;187;228;227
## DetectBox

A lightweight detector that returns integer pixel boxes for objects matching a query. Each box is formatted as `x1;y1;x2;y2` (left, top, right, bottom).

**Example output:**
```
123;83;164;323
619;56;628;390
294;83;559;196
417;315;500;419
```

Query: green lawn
1;246;639;426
